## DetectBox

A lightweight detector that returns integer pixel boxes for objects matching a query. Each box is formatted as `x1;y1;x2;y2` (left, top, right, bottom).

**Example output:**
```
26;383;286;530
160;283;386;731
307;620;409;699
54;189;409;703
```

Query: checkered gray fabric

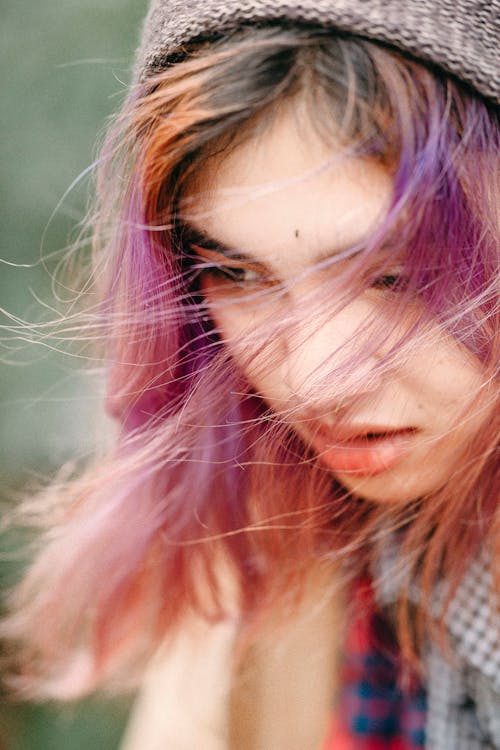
376;551;500;749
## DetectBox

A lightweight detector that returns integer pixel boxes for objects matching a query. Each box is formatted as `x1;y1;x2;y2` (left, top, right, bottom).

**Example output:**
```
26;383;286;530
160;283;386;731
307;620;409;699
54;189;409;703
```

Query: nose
279;294;383;407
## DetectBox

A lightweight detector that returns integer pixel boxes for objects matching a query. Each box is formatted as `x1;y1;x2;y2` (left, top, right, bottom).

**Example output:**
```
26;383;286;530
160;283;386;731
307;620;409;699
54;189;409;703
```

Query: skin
181;104;488;504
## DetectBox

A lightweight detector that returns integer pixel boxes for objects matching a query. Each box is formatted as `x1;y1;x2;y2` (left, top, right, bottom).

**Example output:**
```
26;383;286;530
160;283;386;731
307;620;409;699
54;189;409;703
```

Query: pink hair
3;27;499;698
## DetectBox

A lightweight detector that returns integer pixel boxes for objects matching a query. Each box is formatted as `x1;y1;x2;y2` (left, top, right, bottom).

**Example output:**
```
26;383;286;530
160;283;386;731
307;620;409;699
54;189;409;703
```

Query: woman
4;1;499;748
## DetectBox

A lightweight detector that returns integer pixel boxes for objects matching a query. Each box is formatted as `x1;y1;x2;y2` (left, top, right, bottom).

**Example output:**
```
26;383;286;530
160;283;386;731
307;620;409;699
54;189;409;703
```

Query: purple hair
3;26;498;698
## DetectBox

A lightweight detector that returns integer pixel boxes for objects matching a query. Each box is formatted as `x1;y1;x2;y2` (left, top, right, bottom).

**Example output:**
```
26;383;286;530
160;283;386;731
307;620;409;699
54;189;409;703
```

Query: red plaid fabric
323;579;426;750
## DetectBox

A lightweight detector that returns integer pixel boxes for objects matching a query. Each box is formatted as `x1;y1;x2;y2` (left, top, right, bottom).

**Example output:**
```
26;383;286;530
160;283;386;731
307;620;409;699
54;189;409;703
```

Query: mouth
309;424;418;477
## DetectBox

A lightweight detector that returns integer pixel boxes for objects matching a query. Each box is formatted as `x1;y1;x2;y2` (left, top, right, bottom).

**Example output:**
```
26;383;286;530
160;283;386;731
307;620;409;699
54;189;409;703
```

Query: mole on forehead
182;223;366;267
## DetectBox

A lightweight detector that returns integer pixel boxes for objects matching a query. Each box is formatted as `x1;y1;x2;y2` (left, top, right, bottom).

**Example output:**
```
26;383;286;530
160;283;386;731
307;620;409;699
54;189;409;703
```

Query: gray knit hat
135;0;499;104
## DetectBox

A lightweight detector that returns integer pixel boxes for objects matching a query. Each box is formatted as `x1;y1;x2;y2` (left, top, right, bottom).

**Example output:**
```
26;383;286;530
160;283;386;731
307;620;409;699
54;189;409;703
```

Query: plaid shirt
378;550;500;749
324;578;427;750
423;554;500;749
325;553;500;750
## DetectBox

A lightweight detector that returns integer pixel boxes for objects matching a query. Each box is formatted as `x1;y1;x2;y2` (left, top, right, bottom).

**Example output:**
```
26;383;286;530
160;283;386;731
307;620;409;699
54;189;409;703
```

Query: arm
120;618;238;750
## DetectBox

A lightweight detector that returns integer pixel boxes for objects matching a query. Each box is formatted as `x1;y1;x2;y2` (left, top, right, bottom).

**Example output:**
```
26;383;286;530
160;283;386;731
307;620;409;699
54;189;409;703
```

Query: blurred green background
1;2;149;747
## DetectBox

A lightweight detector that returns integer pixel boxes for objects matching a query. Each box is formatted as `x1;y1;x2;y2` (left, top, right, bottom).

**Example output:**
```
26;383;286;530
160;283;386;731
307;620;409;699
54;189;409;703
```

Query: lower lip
312;430;415;477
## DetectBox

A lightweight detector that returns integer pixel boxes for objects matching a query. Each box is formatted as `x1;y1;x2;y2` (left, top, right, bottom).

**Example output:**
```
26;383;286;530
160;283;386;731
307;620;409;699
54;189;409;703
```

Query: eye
210;264;264;286
371;272;408;292
189;243;270;290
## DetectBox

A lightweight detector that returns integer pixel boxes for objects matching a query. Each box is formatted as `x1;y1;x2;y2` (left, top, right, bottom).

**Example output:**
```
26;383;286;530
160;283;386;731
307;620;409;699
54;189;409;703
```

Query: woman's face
182;107;488;503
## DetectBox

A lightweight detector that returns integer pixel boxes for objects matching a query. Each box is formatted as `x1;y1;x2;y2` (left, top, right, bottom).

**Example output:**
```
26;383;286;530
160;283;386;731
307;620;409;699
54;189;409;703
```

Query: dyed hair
3;26;499;698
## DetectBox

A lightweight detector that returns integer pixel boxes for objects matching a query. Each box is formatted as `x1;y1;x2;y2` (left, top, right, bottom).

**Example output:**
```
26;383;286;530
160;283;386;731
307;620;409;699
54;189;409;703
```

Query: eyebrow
181;222;373;268
182;225;256;264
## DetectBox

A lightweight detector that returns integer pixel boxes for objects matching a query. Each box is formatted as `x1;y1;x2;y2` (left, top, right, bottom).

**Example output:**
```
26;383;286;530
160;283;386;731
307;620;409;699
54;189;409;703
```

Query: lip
309;424;418;477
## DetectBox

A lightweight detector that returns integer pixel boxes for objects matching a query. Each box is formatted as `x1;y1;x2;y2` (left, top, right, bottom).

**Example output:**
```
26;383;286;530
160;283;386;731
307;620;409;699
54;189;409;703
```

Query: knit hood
134;0;499;103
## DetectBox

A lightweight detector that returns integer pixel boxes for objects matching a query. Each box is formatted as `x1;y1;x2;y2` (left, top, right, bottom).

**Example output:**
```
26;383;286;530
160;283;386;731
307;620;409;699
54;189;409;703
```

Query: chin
333;469;441;505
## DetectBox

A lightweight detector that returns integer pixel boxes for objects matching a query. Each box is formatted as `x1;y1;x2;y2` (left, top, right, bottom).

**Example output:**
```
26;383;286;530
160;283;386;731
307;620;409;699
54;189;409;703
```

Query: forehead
181;107;392;273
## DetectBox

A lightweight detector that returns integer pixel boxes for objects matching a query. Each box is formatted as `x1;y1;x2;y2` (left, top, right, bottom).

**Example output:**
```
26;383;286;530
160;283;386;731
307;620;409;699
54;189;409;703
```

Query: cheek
208;300;265;357
410;342;484;422
206;299;293;406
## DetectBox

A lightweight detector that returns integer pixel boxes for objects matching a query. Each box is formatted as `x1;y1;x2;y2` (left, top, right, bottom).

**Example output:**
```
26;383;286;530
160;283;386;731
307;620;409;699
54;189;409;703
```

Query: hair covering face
135;0;499;103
